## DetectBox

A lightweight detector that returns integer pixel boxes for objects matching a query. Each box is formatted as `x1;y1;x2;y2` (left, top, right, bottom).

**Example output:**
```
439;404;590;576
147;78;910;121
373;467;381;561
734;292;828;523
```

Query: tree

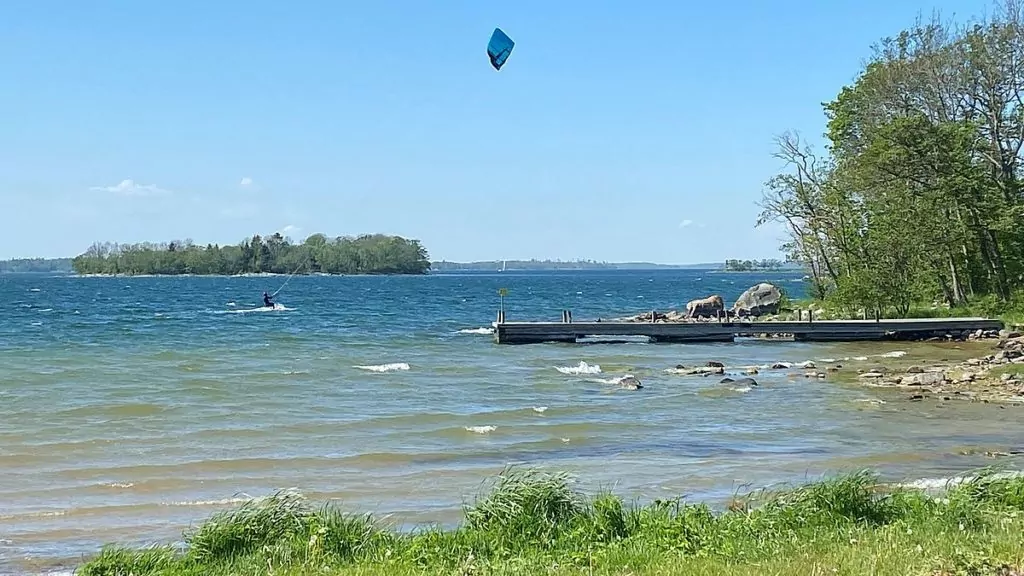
70;233;432;276
760;2;1024;315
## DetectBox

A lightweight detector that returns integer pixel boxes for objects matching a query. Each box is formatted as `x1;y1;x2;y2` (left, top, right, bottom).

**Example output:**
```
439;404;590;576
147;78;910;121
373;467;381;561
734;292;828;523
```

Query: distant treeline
71;233;431;276
430;259;718;271
432;259;615;271
0;258;73;274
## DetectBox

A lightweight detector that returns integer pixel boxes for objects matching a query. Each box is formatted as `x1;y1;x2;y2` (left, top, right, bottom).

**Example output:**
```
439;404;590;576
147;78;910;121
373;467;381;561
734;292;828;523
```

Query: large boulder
686;295;724;318
731;283;783;317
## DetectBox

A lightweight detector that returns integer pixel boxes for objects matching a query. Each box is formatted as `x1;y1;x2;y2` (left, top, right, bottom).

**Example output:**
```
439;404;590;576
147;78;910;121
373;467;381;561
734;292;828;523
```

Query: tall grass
77;467;1024;576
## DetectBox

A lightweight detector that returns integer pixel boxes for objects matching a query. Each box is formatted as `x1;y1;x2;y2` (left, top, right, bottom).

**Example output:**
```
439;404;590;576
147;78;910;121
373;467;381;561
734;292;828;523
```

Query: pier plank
492;317;1003;344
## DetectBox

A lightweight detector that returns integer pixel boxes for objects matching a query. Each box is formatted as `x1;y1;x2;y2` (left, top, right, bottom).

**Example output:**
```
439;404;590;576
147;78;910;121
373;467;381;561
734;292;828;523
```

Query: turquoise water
2;270;1022;574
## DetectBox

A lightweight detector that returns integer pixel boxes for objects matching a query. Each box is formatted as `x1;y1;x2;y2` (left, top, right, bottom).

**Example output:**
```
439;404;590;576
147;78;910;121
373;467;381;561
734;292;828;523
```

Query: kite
487;27;514;71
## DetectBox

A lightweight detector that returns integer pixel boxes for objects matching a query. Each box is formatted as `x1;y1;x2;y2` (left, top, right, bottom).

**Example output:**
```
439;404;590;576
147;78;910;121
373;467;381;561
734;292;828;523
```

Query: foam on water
458;327;494;335
899;470;1024;491
354;363;411;373
464;425;496;434
220;304;293;314
556;361;602;375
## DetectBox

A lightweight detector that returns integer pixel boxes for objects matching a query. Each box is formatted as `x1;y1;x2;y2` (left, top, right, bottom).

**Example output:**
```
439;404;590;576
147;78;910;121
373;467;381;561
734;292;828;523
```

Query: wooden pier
492;316;1004;345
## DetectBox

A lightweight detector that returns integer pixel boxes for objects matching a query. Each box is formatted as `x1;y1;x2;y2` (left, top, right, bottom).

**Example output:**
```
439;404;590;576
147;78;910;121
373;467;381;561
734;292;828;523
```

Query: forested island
758;5;1024;319
723;259;785;272
0;258;73;274
70;233;431;276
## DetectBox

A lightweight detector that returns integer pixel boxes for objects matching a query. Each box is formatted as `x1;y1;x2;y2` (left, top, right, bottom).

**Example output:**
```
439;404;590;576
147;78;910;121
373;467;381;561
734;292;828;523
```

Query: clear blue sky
0;0;983;263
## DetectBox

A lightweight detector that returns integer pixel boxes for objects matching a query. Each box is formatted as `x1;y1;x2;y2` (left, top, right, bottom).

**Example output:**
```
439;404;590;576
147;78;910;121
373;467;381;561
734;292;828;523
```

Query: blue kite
487;27;514;71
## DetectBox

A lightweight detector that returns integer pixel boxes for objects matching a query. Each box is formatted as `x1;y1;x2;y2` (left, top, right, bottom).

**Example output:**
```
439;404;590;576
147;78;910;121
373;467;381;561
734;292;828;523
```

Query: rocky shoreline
656;329;1024;405
851;330;1024;405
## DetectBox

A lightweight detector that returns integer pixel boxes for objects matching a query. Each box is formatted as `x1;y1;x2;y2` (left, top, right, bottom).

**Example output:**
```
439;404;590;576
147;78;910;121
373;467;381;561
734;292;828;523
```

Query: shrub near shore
79;467;1024;576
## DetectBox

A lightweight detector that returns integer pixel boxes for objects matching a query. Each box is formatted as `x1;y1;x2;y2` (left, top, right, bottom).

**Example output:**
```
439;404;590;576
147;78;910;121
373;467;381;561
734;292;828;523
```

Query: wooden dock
492;316;1004;345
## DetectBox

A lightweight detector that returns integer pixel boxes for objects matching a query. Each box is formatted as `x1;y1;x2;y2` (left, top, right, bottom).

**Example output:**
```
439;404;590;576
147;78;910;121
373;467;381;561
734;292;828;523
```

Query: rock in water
731;283;783;317
903;372;945;386
618;376;643;390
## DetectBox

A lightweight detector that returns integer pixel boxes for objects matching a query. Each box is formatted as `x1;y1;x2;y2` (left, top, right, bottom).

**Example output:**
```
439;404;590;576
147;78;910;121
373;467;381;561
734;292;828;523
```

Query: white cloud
679;219;693;228
90;179;171;197
239;177;253;188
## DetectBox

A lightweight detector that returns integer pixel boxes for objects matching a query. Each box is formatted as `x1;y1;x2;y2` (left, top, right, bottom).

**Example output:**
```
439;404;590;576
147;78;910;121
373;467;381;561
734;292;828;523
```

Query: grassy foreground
78;468;1024;576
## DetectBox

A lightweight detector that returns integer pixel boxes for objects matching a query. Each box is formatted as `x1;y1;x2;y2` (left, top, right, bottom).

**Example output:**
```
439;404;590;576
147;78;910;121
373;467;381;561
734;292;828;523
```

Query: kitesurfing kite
487;27;514;70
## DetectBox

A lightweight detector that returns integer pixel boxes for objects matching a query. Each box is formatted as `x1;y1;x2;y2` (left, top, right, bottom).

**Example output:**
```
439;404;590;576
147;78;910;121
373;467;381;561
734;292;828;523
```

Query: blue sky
1;0;983;263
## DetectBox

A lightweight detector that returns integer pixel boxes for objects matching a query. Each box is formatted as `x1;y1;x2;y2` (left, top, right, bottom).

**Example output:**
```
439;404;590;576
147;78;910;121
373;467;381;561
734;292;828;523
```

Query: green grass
785;292;1024;327
76;467;1024;576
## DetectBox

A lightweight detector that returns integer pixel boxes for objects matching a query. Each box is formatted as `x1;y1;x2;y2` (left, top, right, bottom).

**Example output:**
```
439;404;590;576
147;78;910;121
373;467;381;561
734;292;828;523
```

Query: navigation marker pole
498;287;508;323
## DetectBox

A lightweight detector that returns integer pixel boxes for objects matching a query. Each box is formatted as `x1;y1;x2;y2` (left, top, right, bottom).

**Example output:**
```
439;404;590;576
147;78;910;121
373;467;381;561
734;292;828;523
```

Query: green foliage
184;490;313;562
70;233;431;276
76;467;1024;576
723;259;783;272
759;5;1024;317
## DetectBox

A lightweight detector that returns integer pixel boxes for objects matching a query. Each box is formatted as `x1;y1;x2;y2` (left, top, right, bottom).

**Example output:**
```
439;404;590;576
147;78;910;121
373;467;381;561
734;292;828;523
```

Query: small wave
899;471;1024;491
465;425;496;434
104;482;135;488
878;350;907;358
161;496;253;507
731;386;754;393
31;322;43;327
29;288;41;292
37;308;53;313
556;361;602;375
852;356;869;361
458;327;494;335
532;406;548;413
354;363;410;373
227;301;237;307
221;305;294;314
0;510;66;520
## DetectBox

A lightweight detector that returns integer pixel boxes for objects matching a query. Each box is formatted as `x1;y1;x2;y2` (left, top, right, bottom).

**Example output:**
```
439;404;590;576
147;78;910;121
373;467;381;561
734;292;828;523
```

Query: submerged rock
618;376;643;390
667;365;724;376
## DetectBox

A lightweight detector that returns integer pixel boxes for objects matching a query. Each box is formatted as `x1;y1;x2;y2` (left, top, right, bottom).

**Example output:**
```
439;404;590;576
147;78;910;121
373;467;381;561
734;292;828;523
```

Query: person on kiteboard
263;292;274;307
